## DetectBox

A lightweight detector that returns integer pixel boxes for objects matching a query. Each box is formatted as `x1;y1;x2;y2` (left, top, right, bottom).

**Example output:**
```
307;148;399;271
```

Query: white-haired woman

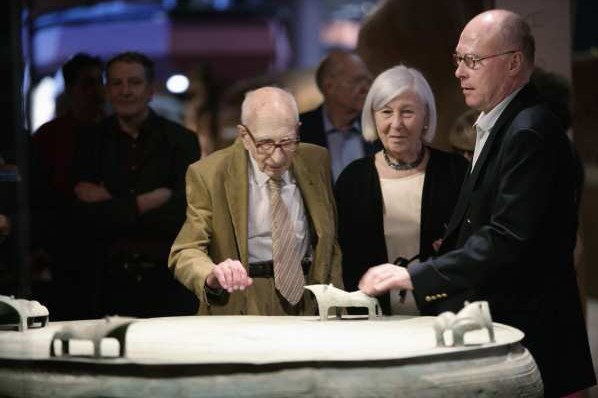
334;65;468;315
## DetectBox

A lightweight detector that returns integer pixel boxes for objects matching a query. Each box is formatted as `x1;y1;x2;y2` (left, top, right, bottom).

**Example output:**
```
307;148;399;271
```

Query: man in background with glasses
169;86;342;316
359;9;595;396
300;50;377;181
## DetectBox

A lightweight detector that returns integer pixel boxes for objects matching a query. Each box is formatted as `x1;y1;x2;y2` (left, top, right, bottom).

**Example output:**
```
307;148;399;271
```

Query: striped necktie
268;177;305;305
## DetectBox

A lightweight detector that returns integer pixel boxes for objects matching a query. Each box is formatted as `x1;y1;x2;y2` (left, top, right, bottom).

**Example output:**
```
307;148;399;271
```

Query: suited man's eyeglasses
241;124;300;155
453;50;519;70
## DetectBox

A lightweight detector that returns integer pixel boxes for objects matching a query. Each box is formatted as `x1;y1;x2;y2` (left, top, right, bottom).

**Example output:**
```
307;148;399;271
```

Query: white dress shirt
247;156;311;264
471;87;523;169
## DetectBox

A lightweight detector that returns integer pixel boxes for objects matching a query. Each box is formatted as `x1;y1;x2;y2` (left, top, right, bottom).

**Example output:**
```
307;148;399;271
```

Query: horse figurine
434;301;495;347
304;284;382;321
50;316;136;358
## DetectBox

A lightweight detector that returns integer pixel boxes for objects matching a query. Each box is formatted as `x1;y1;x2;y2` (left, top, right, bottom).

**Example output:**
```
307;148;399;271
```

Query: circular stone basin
0;315;542;397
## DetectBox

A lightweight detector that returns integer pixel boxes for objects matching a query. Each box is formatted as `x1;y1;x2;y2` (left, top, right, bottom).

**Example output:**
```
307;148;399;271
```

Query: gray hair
240;86;299;127
361;65;437;143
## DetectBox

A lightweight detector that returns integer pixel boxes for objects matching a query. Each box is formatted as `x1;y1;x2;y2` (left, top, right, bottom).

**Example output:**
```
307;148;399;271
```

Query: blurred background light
166;74;190;94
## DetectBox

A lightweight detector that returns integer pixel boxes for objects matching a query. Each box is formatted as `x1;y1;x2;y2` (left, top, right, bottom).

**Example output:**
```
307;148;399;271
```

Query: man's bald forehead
241;87;298;127
466;9;534;65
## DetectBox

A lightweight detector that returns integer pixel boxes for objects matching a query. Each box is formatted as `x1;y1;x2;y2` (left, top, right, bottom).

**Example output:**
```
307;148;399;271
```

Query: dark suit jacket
334;148;467;314
299;106;378;155
409;85;596;397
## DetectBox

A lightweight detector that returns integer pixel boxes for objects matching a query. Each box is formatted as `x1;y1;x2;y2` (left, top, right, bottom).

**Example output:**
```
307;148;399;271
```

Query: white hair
240;86;299;127
361;65;437;143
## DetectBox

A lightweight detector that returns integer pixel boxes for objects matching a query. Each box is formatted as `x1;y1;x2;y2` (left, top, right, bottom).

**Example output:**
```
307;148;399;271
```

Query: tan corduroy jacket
169;140;343;315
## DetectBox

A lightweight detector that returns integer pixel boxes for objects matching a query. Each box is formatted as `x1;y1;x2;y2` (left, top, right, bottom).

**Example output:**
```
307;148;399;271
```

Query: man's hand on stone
359;263;413;296
206;259;253;293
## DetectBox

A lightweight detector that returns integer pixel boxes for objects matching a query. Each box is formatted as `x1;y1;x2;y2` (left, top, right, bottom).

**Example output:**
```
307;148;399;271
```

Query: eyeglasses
453;50;519;70
241;124;300;155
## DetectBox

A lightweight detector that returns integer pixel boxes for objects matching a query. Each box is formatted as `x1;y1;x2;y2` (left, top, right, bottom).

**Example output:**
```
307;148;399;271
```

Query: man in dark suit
359;10;595;397
300;50;375;180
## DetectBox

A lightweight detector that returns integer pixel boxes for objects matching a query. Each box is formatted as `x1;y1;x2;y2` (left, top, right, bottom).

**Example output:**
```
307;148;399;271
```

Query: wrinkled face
68;66;105;117
239;112;299;179
374;90;427;159
454;17;515;113
325;56;372;114
106;61;153;119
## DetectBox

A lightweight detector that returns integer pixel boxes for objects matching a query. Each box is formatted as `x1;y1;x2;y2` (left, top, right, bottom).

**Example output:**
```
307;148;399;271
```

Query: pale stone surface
0;315;541;397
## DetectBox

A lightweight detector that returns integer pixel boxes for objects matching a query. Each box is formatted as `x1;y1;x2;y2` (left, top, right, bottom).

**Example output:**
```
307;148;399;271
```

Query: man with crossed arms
169;87;343;315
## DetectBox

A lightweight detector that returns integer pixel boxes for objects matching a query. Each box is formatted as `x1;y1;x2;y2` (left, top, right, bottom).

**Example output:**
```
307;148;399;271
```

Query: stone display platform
0;315;542;397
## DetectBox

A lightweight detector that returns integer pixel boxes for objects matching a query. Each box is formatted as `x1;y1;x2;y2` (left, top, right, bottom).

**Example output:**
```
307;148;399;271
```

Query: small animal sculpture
50;316;136;358
433;301;495;347
0;295;49;331
304;284;382;321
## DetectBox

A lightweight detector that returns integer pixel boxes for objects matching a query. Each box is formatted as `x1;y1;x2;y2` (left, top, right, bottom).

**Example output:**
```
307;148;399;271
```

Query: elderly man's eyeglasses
241;124;300;155
453;50;519;70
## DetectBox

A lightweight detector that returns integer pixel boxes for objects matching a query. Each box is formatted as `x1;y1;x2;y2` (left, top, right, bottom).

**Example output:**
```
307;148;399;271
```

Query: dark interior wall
573;57;598;298
0;2;18;152
1;1;30;298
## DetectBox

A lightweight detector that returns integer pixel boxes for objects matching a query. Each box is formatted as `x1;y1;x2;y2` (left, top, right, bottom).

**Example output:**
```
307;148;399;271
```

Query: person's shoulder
336;155;374;185
503;85;561;132
153;113;196;138
32;115;75;141
299;106;324;134
429;146;466;163
189;140;238;173
428;147;469;171
299;106;323;121
297;142;328;156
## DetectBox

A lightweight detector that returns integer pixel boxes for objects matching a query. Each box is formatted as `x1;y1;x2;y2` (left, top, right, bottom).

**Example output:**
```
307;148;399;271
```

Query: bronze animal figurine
50;316;136;358
305;284;382;320
434;301;495;347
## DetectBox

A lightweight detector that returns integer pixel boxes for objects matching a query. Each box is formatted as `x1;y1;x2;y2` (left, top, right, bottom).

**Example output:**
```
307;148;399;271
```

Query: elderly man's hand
358;263;414;296
206;259;253;293
74;181;112;203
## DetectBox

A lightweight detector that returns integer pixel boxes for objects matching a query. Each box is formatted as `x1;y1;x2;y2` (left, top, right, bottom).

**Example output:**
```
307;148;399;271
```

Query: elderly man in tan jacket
169;87;343;315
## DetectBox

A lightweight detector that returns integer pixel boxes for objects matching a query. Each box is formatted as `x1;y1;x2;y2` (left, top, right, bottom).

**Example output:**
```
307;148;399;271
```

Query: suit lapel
224;140;249;265
444;85;534;239
291;148;323;240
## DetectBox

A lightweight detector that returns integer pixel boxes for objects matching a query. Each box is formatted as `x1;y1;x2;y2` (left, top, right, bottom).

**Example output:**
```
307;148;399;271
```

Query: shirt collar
322;106;360;134
474;87;523;133
111;108;157;140
248;154;293;188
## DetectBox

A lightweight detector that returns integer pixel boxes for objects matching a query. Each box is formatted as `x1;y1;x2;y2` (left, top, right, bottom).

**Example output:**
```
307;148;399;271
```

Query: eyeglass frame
453;50;520;70
240;123;301;155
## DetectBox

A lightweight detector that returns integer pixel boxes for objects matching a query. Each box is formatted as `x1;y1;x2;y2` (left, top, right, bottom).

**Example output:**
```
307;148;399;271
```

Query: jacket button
466;218;472;225
425;296;432;302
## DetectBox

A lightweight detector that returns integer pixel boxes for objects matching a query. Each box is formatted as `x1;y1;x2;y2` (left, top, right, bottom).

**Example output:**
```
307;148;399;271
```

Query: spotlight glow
166;74;189;94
